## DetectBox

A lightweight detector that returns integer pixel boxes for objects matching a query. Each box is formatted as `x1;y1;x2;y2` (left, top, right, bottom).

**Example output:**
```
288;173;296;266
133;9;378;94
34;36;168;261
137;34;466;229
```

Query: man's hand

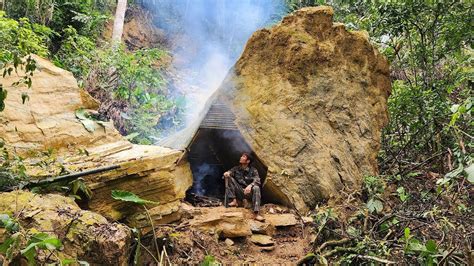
244;185;252;195
224;171;231;178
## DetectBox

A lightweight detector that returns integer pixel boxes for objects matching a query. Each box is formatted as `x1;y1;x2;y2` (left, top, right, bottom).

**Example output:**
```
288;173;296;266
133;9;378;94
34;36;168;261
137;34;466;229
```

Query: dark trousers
225;177;261;212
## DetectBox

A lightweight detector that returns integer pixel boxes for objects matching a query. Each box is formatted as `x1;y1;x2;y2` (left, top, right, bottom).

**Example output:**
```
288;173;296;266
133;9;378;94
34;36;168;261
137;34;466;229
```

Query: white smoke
139;0;285;130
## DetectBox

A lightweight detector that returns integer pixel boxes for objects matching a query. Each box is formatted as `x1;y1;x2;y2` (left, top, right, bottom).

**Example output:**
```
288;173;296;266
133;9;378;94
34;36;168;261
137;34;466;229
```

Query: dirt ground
140;204;314;265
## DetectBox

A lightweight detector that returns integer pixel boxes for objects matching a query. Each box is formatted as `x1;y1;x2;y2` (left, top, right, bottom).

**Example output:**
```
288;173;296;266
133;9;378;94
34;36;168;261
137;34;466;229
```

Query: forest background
0;0;472;264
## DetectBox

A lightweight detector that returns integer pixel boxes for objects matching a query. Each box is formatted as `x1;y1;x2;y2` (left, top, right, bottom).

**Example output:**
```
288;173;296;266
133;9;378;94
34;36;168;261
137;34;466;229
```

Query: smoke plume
139;0;285;132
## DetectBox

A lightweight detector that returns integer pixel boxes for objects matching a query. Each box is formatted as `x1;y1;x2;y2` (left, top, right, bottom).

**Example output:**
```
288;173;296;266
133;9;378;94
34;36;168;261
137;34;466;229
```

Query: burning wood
186;192;222;207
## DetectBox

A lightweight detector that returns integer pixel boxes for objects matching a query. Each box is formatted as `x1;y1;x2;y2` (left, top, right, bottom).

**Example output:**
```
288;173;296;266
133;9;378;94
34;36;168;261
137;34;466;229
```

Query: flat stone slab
264;213;298;227
250;234;275;246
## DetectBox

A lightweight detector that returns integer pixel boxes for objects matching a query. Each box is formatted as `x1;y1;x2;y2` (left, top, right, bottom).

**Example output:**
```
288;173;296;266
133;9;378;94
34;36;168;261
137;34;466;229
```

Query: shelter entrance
186;128;267;203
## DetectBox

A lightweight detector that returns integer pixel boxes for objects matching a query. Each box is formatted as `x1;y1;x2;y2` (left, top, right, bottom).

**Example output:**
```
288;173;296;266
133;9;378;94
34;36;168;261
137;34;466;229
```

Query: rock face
0;191;131;265
217;6;390;211
0;56;193;225
0;55;121;154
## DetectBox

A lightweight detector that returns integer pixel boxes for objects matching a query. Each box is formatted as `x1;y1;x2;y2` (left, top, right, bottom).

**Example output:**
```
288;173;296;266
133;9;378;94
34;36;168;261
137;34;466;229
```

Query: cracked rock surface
217;6;391;211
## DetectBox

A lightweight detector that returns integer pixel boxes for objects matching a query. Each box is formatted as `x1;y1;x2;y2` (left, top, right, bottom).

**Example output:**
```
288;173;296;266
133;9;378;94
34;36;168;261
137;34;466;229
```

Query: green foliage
363;175;385;213
200;255;220;266
0;11;53;110
0;213;64;265
5;0;112;39
68;178;92;200
91;46;184;144
396;186;410;202
111;190;158;205
401;228;443;265
54;26;96;80
21;232;62;264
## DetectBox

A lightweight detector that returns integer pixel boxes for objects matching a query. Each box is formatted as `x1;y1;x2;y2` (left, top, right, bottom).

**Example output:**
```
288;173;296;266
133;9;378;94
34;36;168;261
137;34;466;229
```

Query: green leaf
367;198;383;213
464;164;474;184
425;240;437;253
200;255;220;266
80;119;98;132
111;190;158;205
75;109;88;120
0;237;14;253
61;259;77;265
404;227;411;240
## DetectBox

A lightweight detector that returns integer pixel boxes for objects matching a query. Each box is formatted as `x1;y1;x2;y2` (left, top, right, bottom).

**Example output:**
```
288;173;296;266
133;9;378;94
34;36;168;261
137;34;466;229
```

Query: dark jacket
228;165;260;188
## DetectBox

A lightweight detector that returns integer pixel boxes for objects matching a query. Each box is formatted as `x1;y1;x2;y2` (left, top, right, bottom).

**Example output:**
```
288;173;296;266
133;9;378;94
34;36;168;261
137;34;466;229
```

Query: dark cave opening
186;128;268;202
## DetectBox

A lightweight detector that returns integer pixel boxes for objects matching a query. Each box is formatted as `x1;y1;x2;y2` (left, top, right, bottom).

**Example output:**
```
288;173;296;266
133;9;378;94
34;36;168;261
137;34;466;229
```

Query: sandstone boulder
0;56;193;225
190;207;252;238
0;55;121;154
0;191;131;265
217;6;390;211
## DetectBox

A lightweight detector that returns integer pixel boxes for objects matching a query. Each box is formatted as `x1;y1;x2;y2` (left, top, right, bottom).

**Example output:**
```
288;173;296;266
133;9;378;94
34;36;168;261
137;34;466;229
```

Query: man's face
239;154;250;164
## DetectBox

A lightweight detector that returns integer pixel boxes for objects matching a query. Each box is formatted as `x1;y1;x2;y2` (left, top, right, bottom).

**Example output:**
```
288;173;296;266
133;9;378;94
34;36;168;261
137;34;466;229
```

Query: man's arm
250;168;260;186
224;166;238;178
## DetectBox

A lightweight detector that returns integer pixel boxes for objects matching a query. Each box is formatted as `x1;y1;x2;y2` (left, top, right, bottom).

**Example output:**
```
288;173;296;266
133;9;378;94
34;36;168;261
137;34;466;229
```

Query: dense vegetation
0;0;183;145
0;0;472;264
286;1;473;264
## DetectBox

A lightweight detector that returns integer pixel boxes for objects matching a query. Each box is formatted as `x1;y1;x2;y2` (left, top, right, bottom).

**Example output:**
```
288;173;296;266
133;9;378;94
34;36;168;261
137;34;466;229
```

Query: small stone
268;208;275;214
249;220;275;236
260;246;275;252
225;238;234;246
250;234;274;246
302;216;313;224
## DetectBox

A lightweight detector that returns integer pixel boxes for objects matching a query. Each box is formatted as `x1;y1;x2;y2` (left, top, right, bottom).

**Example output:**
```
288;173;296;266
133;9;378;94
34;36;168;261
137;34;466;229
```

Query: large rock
190;207;252;238
0;56;193;224
0;191;131;265
0;55;121;153
217;6;390;211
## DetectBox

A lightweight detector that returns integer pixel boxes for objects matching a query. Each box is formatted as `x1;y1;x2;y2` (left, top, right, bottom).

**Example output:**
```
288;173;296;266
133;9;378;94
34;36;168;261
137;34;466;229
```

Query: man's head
239;153;252;166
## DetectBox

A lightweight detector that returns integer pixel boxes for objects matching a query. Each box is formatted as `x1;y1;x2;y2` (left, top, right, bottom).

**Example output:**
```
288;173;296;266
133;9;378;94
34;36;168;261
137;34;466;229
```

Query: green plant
68;178;92;200
54;26;95;80
0;213;66;265
89;46;184;143
0;12;54;111
111;190;165;264
396;186;410;202
200;255;220;266
363;175;385;214
401;227;443;265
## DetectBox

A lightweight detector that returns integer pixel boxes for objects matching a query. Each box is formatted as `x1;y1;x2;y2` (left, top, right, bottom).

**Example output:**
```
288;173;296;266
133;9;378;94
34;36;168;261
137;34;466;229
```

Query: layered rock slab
217;6;390;211
0;191;131;265
0;56;193;224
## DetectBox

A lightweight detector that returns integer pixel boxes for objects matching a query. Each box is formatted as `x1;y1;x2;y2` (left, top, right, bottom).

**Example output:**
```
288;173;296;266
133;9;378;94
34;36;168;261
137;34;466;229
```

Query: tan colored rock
225;238;235;246
190;207;252;238
260;246;275;252
0;56;193;225
250;234;274;246
0;191;131;265
249;220;276;236
217;6;390;211
264;213;298;227
0;55;122;154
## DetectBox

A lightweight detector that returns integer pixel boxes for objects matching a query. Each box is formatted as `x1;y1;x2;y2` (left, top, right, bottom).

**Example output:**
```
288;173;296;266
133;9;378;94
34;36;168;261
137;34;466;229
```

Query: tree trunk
111;0;127;43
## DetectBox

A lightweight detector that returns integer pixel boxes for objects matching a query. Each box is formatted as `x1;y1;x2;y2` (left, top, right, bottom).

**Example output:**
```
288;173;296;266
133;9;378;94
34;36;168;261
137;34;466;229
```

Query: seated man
223;153;264;221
